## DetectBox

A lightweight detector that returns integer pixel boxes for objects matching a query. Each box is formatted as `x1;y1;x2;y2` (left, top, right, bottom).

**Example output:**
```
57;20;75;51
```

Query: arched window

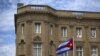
21;24;24;39
33;36;42;56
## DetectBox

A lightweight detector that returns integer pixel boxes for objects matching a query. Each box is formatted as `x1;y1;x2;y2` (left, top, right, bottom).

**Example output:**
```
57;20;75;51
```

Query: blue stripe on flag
56;45;66;51
57;48;71;54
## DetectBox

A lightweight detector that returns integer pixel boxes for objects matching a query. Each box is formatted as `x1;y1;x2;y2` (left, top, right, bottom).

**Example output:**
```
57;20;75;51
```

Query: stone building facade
15;3;100;56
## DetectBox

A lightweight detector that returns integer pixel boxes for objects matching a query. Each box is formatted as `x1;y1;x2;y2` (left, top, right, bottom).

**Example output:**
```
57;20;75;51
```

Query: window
76;47;83;56
33;43;42;56
91;28;96;38
58;52;68;56
21;24;24;39
76;28;82;38
62;52;68;56
91;47;98;56
50;25;53;36
35;23;41;34
61;27;67;37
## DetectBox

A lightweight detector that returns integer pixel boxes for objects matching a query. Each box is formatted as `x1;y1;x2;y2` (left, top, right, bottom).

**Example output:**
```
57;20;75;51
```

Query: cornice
16;4;100;19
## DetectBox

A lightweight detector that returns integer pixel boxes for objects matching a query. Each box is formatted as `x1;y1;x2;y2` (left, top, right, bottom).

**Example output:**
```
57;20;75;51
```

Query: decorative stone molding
19;39;25;45
84;25;89;28
69;24;74;28
33;36;42;43
26;20;32;23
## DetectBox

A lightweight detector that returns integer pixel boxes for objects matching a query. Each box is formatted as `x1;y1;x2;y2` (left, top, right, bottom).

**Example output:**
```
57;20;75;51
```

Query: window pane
21;24;24;39
50;25;53;36
38;48;41;56
35;23;41;34
61;27;67;37
38;44;42;48
91;47;98;56
59;52;68;56
33;48;37;56
91;28;96;38
33;43;42;56
34;44;38;48
22;24;24;34
76;28;82;38
76;47;83;56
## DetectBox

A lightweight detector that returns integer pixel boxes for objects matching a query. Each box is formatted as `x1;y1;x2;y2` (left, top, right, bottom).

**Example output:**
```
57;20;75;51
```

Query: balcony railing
17;5;55;14
17;5;100;19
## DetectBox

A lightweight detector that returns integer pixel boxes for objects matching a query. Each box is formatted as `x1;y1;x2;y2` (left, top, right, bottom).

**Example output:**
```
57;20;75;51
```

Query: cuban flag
56;38;73;54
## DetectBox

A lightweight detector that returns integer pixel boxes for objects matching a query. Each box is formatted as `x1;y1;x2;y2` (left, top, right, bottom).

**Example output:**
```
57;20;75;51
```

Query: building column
98;26;100;56
42;21;50;56
69;25;75;56
84;26;90;56
16;23;20;56
25;21;33;56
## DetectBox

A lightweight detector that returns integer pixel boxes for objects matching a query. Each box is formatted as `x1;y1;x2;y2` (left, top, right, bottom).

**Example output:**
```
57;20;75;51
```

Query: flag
56;38;73;54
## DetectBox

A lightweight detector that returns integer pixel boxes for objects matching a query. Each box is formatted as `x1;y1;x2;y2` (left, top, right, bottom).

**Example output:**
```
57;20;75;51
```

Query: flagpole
73;36;75;56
